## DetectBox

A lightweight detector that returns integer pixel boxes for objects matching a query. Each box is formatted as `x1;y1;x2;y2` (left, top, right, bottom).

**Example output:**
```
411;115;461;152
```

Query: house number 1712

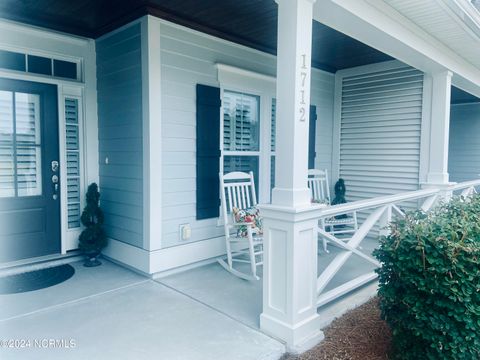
299;54;308;122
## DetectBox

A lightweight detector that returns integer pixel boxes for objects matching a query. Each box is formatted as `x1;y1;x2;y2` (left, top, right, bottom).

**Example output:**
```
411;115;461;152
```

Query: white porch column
259;0;323;352
424;70;453;185
420;70;453;200
271;0;315;208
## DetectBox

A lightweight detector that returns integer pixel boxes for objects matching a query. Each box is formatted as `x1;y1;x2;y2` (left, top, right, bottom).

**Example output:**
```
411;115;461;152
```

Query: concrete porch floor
0;238;378;360
0;261;284;360
157;237;379;329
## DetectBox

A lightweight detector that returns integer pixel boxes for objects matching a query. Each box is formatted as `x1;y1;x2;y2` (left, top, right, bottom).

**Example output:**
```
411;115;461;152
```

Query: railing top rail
449;179;480;191
318;188;439;217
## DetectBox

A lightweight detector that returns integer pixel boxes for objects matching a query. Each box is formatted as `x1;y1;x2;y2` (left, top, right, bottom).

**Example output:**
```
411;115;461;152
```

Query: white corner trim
141;16;163;251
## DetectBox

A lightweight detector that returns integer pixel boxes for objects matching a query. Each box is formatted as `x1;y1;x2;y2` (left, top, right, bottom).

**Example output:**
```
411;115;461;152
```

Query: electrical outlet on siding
179;224;191;241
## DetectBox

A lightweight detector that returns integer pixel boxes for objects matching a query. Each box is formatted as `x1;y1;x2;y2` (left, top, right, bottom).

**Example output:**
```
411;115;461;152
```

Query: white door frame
0;70;88;254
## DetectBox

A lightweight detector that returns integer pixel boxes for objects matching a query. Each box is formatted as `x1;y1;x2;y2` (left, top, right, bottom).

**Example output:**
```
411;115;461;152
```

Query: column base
271;187;311;208
421;181;456;201
260;313;324;354
426;172;450;185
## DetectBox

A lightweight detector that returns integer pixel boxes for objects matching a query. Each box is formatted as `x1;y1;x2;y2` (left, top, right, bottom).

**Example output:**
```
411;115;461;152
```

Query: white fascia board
313;0;480;98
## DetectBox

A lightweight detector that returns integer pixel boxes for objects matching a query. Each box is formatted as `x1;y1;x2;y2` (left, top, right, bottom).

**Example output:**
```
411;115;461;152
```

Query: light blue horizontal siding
449;103;480;182
159;22;335;248
96;23;144;249
339;65;424;203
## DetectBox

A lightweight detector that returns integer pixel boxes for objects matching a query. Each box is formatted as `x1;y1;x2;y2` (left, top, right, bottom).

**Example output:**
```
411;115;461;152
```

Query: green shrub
374;195;480;359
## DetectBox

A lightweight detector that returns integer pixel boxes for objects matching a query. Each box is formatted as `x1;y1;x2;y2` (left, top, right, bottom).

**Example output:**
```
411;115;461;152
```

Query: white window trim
216;63;277;215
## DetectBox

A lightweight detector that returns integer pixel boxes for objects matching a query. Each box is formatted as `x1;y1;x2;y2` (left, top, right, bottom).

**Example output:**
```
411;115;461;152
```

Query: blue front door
0;79;60;263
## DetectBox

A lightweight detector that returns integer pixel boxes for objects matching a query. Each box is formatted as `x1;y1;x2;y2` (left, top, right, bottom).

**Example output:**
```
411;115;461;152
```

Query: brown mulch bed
282;297;392;360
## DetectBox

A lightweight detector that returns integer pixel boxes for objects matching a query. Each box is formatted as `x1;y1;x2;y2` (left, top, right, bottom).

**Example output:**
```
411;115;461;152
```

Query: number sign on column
299;53;308;122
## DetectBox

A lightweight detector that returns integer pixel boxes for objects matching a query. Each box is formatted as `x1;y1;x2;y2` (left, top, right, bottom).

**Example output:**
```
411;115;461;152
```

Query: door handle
52;175;59;200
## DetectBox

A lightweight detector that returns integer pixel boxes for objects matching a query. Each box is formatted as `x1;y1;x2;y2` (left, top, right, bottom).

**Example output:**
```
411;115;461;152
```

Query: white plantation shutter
0;91;14;197
0;91;41;197
223;91;260;152
339;65;424;201
65;98;81;228
15;93;41;196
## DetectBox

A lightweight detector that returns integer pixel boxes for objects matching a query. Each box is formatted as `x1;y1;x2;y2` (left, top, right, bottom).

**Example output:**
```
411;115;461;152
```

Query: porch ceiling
0;0;393;73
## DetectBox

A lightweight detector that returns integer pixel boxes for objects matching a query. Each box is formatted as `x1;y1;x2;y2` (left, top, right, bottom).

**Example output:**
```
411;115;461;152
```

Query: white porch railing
315;179;480;308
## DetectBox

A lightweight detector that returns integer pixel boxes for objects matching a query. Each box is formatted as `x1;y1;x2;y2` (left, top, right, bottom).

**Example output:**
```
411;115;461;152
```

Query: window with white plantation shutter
222;90;261;192
0;90;42;197
65;98;81;228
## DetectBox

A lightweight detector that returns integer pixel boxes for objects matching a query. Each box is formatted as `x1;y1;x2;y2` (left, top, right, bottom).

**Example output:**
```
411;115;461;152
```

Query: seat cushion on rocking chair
232;206;263;237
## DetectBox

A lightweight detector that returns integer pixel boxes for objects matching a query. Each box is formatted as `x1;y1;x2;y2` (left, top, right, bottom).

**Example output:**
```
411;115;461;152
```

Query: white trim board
149;236;226;274
103;236;226;275
0;18;90;46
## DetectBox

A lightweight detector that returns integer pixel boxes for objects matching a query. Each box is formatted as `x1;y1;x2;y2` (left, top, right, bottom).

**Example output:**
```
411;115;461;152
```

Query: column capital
430;69;453;79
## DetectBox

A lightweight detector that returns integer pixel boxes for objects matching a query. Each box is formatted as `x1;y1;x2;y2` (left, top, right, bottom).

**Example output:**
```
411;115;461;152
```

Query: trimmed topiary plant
78;183;107;267
331;178;348;219
374;195;480;359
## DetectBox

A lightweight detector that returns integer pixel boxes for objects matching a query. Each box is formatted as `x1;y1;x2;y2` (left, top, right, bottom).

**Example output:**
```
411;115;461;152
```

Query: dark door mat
0;264;75;294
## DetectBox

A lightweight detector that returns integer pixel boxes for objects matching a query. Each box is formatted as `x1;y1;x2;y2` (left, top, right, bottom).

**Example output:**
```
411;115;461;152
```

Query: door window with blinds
0;90;42;197
222;90;261;188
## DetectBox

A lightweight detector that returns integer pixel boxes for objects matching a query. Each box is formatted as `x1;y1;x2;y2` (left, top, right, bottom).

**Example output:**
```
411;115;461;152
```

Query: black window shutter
308;105;317;169
196;84;221;220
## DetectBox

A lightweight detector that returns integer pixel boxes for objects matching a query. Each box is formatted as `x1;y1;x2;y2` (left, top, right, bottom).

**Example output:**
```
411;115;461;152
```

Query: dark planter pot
83;250;102;267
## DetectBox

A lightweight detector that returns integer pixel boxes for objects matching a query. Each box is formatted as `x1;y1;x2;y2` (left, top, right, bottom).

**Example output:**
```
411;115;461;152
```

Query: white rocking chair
308;169;359;252
218;171;263;281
